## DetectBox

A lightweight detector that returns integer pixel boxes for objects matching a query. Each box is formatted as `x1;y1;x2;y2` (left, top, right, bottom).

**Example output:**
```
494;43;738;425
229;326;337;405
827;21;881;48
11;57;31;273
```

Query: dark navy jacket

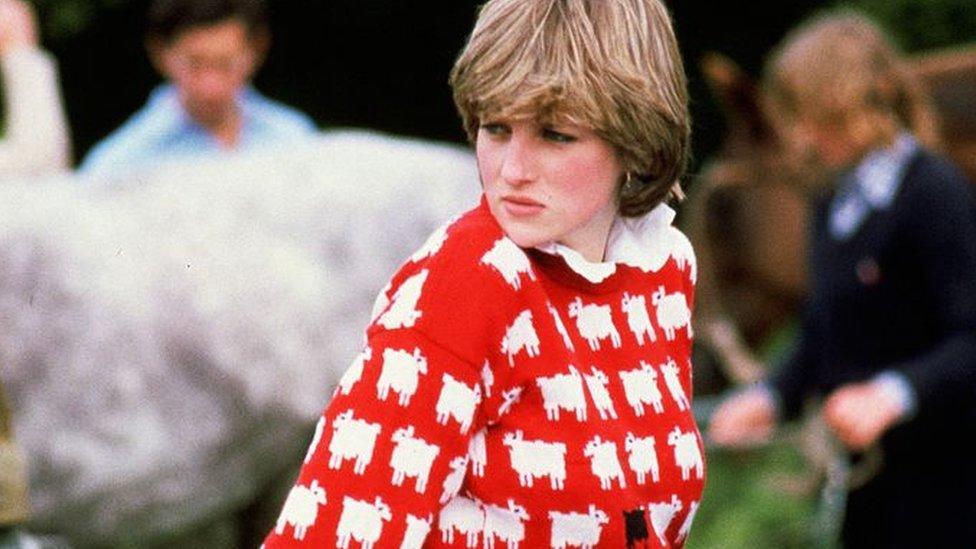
770;148;976;546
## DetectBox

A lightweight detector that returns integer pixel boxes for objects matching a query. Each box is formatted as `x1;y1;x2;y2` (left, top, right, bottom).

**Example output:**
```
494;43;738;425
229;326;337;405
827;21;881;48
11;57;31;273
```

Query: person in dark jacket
708;11;976;547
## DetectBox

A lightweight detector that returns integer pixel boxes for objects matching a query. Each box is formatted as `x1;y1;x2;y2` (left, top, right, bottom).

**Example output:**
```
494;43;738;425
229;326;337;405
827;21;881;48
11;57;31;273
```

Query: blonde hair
450;0;690;216
763;10;940;158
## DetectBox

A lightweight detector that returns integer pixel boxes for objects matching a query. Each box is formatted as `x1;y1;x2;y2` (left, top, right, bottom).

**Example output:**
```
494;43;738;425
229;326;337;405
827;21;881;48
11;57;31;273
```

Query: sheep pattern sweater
264;197;704;548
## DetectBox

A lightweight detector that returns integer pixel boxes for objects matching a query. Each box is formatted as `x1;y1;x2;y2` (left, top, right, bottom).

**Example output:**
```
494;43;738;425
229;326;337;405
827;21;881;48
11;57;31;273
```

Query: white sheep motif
676;501;700;543
439;495;483;548
336;495;392;549
621;292;657;345
629;207;697;283
648;495;683;546
501;310;540;367
390;425;441;494
369;281;394;325
583;436;627;490
377;269;428;329
440;455;470;504
660;357;689;411
548;505;609;549
535;365;588;421
481;360;494;398
376;347;428;407
400;513;434;549
547;302;575;351
304;416;326;464
669;229;698;283
567;297;621;350
484;498;530;549
328;409;381;475
481;237;536;290
468;429;487;477
410;219;453;262
667;427;704;480
651;285;692;341
624;432;659;484
503;430;567;490
336;346;372;396
583;367;618;420
436;373;482;433
618;361;665;416
274;479;327;540
498;387;523;417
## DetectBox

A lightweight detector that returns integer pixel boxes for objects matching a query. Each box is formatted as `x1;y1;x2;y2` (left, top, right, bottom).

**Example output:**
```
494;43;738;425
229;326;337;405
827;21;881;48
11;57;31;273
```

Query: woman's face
476;117;623;262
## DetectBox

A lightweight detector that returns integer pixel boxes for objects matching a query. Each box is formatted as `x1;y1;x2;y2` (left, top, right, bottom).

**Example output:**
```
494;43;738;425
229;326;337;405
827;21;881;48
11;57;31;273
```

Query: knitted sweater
264;197;704;548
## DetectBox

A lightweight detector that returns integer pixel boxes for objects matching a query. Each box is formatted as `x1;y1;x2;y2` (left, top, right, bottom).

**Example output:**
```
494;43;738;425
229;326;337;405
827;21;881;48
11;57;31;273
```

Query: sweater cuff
873;370;918;422
754;381;783;422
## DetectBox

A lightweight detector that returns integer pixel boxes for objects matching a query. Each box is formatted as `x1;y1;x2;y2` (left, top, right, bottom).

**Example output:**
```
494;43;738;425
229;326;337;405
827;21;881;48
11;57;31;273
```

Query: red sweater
264;198;704;548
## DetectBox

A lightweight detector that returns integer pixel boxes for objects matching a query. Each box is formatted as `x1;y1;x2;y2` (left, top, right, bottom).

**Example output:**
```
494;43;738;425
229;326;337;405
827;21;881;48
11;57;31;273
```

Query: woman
264;0;703;546
709;12;976;547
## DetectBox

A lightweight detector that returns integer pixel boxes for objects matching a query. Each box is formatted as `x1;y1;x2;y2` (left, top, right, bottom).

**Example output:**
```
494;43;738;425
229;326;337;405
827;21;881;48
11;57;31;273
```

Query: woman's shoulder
367;201;538;364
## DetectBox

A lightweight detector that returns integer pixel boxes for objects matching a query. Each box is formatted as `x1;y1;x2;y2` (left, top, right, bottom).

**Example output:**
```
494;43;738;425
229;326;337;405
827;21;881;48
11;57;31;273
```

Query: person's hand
822;380;904;452
0;0;39;55
708;386;776;447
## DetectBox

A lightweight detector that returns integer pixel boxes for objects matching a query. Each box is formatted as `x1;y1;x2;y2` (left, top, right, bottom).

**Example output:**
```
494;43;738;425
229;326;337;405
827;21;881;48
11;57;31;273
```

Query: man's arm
0;0;72;178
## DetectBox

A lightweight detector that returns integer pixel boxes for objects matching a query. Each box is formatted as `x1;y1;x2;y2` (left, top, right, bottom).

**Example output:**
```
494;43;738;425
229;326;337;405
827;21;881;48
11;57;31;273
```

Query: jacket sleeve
767;201;826;421
889;160;976;412
262;325;488;547
767;304;822;421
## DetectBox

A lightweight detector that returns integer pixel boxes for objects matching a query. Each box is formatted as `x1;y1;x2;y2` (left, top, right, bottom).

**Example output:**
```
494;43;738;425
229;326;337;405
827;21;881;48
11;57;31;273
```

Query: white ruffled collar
534;202;677;283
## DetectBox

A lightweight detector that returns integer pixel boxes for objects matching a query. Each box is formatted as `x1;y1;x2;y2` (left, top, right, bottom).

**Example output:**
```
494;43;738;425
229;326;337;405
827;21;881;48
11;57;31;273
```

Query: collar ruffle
534;202;681;284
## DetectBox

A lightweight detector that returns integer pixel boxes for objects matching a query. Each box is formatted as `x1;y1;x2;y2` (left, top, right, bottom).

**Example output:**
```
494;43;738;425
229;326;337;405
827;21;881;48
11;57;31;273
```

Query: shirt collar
848;132;918;209
147;83;259;137
534;202;677;283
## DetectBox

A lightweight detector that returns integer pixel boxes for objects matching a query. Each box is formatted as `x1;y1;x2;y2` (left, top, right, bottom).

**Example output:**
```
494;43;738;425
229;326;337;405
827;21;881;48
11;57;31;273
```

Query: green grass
687;440;819;548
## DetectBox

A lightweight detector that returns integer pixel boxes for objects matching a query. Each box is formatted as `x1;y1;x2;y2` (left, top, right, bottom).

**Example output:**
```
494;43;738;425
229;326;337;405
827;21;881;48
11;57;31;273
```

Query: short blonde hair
450;0;690;217
763;11;940;158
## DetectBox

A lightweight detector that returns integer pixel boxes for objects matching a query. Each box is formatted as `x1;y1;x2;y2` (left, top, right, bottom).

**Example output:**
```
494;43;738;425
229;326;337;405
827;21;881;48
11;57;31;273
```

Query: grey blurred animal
0;130;479;546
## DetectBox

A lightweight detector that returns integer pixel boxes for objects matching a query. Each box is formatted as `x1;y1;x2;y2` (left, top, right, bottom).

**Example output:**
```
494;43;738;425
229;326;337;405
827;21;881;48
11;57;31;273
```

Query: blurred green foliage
689;441;818;548
32;0;128;40
844;0;976;52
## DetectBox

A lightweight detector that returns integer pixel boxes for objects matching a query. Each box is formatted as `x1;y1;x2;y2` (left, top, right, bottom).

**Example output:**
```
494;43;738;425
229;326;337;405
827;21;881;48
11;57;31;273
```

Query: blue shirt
79;84;316;179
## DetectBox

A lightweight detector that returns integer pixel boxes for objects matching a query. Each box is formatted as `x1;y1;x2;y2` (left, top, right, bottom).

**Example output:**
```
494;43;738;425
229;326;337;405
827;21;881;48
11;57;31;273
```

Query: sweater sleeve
263;326;487;547
888;159;976;411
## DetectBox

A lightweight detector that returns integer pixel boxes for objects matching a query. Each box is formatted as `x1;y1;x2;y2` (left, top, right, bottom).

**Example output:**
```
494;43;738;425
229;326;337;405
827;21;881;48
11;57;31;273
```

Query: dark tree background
30;0;976;166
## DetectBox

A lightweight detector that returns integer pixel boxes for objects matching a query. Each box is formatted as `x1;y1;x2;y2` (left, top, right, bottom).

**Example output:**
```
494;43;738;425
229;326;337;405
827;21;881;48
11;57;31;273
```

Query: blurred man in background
80;0;315;178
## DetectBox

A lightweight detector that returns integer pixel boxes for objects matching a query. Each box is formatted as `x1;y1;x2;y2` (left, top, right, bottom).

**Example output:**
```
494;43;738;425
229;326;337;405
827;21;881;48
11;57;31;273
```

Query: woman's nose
500;136;536;186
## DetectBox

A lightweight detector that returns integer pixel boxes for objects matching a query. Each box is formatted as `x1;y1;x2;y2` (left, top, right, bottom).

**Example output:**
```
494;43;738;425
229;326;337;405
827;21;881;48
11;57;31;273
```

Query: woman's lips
501;196;545;217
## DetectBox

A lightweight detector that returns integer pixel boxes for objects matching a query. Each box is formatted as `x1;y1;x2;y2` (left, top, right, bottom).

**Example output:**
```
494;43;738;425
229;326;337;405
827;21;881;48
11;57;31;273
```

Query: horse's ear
699;52;771;147
700;52;746;97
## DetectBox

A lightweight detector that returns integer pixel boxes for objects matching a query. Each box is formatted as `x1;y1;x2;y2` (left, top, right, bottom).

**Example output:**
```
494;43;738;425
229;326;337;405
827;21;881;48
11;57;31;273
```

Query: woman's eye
543;128;576;143
481;123;509;136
